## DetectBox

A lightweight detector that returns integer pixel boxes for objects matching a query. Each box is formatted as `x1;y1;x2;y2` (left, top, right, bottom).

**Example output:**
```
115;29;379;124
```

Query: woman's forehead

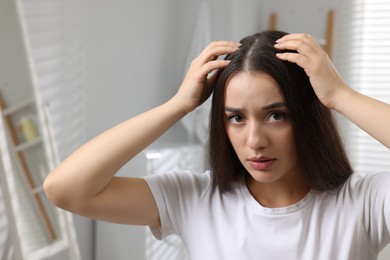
224;71;284;105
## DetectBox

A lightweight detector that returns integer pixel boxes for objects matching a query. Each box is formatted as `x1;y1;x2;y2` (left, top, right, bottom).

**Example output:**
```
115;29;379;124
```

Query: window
335;0;390;173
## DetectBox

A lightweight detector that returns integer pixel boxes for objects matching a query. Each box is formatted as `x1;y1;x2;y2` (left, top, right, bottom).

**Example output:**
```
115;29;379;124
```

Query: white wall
256;0;339;36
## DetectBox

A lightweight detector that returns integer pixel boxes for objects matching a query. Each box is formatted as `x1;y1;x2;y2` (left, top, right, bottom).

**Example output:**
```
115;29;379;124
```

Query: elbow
43;175;64;208
43;173;89;214
43;174;76;211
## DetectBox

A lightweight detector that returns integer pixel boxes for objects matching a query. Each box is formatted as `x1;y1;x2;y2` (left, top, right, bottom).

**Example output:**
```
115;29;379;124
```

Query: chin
247;170;282;184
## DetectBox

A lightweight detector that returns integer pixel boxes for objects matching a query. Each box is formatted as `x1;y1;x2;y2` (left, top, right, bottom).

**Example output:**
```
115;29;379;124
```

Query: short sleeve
353;172;390;252
142;170;211;240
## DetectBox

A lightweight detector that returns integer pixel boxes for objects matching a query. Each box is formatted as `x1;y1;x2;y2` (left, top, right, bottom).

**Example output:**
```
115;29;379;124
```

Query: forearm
335;86;390;149
44;97;187;207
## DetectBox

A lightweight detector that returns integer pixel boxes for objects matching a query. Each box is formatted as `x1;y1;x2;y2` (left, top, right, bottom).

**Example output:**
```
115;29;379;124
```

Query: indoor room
1;0;390;259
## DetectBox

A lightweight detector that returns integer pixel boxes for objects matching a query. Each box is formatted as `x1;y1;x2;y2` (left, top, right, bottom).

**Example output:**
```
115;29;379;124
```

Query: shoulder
143;170;213;239
143;170;212;201
314;172;390;206
333;171;390;208
143;170;211;187
344;172;390;250
345;171;390;191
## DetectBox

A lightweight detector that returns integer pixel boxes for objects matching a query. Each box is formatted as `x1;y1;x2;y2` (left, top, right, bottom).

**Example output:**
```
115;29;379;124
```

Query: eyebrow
262;102;287;110
225;102;287;112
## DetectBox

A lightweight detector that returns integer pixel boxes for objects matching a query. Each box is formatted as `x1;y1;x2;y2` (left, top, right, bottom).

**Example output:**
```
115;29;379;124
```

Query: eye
226;114;245;124
267;112;287;122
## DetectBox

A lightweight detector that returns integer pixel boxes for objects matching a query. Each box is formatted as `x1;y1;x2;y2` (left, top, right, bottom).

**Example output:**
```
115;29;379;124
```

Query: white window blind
335;0;390;173
19;0;88;161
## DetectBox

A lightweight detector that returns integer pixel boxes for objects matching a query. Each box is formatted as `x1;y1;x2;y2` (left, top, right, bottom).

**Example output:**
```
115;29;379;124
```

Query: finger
276;33;313;43
202;41;241;53
274;39;318;58
197;41;240;64
276;33;322;51
206;65;220;82
199;42;240;61
198;59;231;79
275;52;311;69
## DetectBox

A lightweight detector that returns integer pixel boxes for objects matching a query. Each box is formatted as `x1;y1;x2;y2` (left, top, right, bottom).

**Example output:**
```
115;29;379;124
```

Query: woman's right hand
174;41;241;113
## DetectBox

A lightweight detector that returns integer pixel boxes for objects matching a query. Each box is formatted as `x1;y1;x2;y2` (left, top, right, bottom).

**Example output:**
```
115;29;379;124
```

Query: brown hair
208;30;353;193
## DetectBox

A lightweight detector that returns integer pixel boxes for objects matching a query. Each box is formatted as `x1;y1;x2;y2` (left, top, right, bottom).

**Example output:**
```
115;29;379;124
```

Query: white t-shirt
143;171;390;260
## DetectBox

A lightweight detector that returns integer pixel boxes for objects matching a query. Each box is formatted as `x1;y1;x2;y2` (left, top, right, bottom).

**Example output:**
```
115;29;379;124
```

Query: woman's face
224;71;301;187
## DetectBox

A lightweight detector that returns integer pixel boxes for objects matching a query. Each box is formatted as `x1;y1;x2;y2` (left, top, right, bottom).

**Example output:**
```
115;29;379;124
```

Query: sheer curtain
335;0;390;173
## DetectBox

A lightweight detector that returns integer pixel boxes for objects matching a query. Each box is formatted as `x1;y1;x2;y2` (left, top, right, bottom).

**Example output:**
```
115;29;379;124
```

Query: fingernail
275;38;281;43
274;43;280;48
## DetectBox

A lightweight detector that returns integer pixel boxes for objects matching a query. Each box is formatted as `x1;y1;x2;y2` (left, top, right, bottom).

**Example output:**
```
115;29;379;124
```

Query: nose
246;122;268;150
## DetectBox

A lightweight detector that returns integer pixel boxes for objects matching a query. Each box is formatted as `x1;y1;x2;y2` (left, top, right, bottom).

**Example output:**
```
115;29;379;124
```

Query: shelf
15;137;42;152
0;93;58;244
2;99;34;116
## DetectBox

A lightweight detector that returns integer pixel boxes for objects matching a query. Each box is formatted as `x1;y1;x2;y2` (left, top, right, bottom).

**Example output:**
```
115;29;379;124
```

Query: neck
245;174;311;208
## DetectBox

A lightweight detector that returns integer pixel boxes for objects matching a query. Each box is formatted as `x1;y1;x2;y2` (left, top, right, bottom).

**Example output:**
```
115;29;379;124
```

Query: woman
44;31;390;259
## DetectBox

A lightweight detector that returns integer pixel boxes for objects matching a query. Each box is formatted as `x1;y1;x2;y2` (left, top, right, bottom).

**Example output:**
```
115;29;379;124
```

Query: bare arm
333;88;390;149
43;41;240;226
44;99;187;226
275;33;390;149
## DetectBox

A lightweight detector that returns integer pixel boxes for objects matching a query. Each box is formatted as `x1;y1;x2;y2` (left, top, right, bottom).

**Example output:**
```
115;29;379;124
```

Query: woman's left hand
274;33;348;109
276;33;390;149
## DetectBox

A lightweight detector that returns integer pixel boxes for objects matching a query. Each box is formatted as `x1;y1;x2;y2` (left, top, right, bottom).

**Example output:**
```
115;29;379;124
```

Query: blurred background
1;0;390;259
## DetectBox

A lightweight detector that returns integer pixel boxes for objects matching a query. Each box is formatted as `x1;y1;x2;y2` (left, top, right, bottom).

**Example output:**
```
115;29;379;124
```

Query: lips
248;157;276;171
